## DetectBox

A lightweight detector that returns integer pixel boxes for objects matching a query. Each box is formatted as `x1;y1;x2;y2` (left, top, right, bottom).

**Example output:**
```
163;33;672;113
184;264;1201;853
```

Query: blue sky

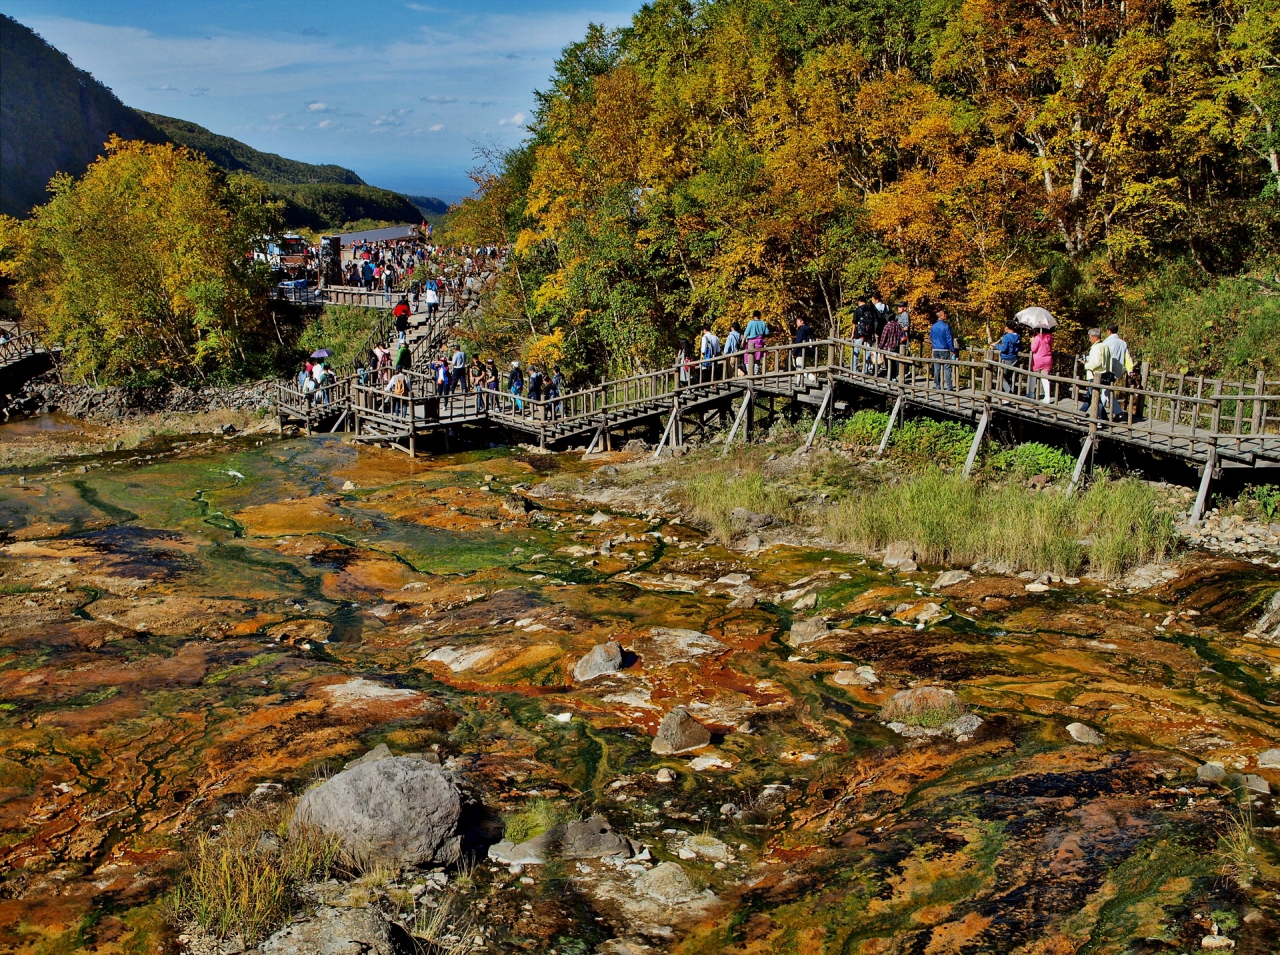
1;0;639;201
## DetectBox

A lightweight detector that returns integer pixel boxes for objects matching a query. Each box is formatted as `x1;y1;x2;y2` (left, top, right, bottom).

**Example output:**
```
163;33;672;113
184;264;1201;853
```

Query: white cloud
498;111;526;126
429;123;444;132
147;84;179;91
421;95;457;103
316;118;337;129
307;101;330;111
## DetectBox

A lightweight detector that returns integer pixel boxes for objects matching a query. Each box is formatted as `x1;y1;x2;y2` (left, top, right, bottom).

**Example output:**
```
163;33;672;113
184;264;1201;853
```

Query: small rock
788;616;829;647
933;570;971;590
573;641;624;682
948;713;984;737
914;602;949;625
1066;722;1104;745
1256;748;1280;769
589;511;612;526
716;573;751;586
651;707;712;755
727;594;757;610
792;592;818;611
560;814;633;858
738;533;763;552
634;861;700;905
1024;582;1051;593
595;465;619;476
1227;773;1271;795
260;906;397;955
623;438;649;453
255;831;281;854
503;493;534;515
883;541;916;568
1197;762;1227;783
655;768;675;784
341;480;357;491
344;743;393;769
677;847;696;860
1201;936;1235;950
730;508;773;529
833;669;874;686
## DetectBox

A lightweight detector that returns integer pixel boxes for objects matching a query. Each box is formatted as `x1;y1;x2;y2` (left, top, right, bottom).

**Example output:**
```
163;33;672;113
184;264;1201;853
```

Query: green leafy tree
4;136;287;384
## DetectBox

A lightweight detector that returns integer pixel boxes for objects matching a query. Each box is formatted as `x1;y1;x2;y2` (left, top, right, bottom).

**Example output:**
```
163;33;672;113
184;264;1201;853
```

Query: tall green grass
296;304;385;370
821;468;1176;577
170;800;341;944
683;455;793;543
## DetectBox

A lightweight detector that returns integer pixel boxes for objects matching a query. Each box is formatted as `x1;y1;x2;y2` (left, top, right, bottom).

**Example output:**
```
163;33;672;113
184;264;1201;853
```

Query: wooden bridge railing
0;332;41;367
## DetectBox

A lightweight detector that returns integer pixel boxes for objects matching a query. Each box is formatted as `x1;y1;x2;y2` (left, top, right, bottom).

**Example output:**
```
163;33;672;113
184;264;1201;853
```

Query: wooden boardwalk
278;333;1280;522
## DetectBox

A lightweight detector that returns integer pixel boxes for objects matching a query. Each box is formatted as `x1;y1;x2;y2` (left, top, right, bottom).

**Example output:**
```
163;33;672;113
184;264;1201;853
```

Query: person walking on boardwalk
551;366;567;418
997;321;1021;398
394;339;412;373
930;309;957;390
386;367;409;419
744;311;769;375
792;316;815;385
723;321;743;377
424;280;439;319
878;308;906;380
393;297;411;337
853;296;876;373
471;355;487;412
1080;328;1108;418
1029;327;1054;403
1103;324;1131;421
451;343;468;392
699;323;721;383
508;360;525;412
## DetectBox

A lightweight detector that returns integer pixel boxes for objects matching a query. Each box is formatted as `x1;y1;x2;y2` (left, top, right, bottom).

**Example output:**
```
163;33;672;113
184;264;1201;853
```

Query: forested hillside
0;15;166;216
451;0;1280;380
136;111;365;186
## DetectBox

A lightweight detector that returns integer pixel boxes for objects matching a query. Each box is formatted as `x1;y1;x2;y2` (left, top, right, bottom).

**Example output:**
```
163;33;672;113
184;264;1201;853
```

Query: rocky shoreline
3;371;276;422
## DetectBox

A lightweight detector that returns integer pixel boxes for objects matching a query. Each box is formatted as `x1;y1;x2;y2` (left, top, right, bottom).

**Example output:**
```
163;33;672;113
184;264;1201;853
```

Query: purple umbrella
310;349;333;359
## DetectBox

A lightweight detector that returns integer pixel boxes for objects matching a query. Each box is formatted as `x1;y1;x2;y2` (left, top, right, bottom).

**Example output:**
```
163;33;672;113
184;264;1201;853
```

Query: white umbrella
1015;306;1057;329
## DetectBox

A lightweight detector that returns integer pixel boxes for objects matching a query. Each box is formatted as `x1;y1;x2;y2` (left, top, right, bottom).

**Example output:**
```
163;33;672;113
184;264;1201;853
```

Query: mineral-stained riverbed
1;430;1278;953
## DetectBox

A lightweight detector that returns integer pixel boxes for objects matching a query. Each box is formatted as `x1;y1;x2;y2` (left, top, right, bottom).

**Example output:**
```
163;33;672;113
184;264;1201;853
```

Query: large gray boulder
634;861;700;905
788;616;829;646
573;641;623;682
651;708;711;755
293;756;461;868
259;906;396;955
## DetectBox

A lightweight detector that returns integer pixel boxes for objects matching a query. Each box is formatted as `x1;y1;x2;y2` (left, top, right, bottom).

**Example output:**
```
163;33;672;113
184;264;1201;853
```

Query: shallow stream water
1;430;1278;953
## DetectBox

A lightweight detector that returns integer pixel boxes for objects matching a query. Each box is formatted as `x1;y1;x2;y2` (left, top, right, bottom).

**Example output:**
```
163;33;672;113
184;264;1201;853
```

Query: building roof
335;224;419;246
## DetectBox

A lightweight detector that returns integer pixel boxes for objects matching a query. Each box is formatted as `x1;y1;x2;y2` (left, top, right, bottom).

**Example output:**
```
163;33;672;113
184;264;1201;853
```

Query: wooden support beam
653;398;680;458
1190;445;1218;526
582;421;606;458
721;389;753;458
796;388;833;454
961;406;989;479
328;409;348;433
1067;435;1094;496
877;395;903;457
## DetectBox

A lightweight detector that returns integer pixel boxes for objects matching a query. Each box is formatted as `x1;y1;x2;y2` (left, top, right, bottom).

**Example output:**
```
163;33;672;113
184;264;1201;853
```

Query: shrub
1242;484;1280;521
833;410;890;445
887;419;975;471
821;468;1176;578
879;687;965;727
296;304;384;370
170;799;341;944
988;442;1076;479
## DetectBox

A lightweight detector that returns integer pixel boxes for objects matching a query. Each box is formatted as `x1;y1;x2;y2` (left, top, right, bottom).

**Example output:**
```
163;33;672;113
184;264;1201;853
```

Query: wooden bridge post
1067;435;1094;496
961;405;989;479
877;395;903;457
1252;370;1266;435
1190;446;1218;526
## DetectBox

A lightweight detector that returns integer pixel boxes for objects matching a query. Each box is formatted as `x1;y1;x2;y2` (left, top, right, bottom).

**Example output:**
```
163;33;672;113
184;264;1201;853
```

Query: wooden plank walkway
280;335;1280;472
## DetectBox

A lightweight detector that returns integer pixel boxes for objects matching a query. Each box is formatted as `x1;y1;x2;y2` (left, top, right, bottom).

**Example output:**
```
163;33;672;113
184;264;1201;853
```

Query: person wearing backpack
853;296;877;373
551;366;567;418
386;368;409;418
508;361;525;412
393;298;411;335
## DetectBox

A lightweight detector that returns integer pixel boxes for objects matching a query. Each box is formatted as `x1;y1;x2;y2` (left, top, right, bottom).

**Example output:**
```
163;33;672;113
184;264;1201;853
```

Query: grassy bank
820;467;1177;578
296;304;385;370
668;446;1176;579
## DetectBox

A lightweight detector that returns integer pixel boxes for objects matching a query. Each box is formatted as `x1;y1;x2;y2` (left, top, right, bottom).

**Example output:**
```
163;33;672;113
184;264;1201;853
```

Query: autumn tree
3;136;286;384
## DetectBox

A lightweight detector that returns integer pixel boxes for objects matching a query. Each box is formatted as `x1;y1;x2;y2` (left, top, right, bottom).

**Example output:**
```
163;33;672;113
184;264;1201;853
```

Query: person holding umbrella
1015;307;1056;404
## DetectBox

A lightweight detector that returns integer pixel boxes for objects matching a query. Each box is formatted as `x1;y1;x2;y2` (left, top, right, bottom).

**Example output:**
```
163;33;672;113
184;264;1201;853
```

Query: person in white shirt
1103;324;1130;421
699;325;721;382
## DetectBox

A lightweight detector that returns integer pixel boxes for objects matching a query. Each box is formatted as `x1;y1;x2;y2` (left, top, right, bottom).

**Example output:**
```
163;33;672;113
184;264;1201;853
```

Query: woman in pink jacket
1029;328;1053;403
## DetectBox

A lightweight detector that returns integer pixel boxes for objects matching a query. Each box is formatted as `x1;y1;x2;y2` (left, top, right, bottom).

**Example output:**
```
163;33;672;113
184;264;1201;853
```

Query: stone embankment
4;372;276;422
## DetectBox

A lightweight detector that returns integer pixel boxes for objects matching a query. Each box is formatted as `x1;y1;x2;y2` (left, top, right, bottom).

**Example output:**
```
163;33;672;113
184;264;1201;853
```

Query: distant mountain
0;15;167;216
137;111;365;187
406;194;449;217
0;13;446;232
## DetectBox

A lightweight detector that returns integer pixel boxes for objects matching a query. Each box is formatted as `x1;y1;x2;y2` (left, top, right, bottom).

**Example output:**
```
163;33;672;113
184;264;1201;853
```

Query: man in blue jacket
930;309;957;390
997;321;1020;397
